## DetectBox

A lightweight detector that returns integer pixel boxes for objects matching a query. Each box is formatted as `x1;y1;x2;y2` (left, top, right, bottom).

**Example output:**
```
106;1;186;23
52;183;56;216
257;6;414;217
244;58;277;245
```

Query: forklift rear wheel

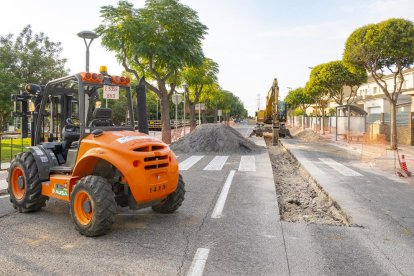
70;175;116;237
8;152;48;212
152;174;185;214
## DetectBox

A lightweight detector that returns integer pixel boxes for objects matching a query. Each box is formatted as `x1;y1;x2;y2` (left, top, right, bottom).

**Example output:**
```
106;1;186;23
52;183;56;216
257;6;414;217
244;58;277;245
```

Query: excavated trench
265;136;350;226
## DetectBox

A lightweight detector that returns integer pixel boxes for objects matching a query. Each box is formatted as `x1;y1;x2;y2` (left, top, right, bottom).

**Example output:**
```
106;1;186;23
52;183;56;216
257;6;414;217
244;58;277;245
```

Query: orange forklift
7;67;185;236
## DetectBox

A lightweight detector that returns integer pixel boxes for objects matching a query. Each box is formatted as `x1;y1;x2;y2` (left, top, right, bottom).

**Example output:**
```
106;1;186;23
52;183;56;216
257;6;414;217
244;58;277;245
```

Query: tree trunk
303;115;305;130
189;102;196;130
201;109;207;123
0;113;4;132
390;101;397;149
0;112;8;132
321;108;325;135
160;94;171;144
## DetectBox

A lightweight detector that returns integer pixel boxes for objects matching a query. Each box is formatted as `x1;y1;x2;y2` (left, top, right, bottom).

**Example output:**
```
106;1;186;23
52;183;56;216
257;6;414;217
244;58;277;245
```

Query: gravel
170;124;262;153
266;137;349;226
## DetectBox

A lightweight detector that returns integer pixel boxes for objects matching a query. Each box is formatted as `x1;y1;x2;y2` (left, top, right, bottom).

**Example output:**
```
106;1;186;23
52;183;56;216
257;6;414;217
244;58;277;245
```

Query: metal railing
0;133;30;170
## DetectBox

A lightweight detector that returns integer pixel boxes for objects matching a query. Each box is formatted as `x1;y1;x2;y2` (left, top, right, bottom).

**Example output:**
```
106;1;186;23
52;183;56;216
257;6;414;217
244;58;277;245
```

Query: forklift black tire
70;175;116;237
8;152;48;213
152;174;185;214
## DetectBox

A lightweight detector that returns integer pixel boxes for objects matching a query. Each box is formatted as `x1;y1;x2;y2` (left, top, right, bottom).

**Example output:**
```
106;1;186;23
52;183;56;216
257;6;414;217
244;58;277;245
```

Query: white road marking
203;156;229;171
187;248;210;276
211;170;236;219
238;156;256;171
0;194;10;199
300;157;325;177
319;158;363;176
0;179;7;190
179;156;204;171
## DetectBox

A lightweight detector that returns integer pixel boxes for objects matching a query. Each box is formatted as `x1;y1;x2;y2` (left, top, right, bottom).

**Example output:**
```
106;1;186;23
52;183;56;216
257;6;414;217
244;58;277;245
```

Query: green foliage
202;88;247;119
293;108;305;116
305;64;329;106
97;0;207;83
182;58;219;103
181;57;219;125
0;25;68;130
343;18;414;101
307;60;367;105
343;18;414;148
284;87;313;112
97;0;208;142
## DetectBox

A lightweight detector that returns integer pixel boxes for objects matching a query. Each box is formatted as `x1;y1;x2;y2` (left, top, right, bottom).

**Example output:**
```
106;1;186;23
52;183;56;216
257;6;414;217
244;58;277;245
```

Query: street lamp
77;30;99;72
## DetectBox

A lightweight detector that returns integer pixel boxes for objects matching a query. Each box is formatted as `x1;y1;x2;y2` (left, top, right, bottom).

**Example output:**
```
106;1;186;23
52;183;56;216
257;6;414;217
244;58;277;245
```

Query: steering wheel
65;118;80;132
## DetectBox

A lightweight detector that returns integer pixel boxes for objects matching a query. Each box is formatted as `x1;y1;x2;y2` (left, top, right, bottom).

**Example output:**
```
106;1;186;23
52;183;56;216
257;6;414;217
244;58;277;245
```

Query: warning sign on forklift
103;85;119;99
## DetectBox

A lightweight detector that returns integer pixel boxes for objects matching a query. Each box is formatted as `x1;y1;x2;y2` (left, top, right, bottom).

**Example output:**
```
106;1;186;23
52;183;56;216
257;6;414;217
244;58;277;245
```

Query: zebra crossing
177;154;363;176
178;155;256;172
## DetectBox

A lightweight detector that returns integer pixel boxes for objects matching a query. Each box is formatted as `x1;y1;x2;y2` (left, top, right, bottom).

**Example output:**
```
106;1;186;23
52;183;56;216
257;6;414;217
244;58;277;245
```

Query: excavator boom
252;78;290;143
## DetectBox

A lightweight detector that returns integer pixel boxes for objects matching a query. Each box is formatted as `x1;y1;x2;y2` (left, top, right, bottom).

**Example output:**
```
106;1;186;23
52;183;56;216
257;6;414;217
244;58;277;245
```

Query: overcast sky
1;0;414;115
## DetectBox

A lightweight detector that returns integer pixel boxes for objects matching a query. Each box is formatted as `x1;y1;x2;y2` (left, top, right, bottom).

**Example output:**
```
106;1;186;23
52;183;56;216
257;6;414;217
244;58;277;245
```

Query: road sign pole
183;89;186;134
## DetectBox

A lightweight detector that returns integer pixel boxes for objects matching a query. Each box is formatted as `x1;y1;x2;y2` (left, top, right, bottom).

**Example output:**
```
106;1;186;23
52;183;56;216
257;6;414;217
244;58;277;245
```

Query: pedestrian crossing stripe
179;155;257;172
238;156;256;172
203;156;229;171
319;158;363;176
179;156;204;171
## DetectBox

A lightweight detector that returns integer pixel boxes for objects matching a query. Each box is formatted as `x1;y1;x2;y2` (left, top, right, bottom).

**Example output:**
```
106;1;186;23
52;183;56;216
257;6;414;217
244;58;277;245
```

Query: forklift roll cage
34;73;135;146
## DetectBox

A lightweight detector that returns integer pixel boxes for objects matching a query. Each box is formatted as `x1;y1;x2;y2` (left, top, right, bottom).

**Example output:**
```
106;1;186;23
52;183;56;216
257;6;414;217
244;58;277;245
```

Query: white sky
1;0;414;115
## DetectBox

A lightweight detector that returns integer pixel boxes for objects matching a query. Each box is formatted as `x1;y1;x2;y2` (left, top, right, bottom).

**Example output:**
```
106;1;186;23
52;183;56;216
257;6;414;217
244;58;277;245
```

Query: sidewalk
0;171;7;193
280;137;414;274
297;127;414;183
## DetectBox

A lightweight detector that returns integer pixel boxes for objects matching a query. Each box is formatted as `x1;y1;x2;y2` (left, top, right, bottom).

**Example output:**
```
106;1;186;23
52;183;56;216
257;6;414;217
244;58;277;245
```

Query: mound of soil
171;124;262;153
293;129;327;143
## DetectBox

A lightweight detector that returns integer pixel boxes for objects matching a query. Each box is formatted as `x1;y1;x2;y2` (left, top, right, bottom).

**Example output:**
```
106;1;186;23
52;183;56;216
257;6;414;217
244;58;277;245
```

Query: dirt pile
293;129;328;143
265;137;349;226
171;124;262;153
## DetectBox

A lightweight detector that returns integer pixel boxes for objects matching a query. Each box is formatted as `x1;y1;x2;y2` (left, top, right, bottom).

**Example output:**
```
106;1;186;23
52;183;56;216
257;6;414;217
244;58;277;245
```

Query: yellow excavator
252;78;290;144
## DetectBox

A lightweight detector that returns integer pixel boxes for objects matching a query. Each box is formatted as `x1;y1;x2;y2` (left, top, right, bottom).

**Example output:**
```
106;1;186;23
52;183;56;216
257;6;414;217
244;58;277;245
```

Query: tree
182;58;219;129
284;87;313;114
284;87;313;128
97;0;207;143
305;64;330;133
0;25;68;130
317;61;367;105
343;18;414;149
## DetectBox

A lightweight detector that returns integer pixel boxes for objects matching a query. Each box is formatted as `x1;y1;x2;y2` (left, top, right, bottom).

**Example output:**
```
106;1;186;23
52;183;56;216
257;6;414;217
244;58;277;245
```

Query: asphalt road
1;125;412;275
0;125;289;275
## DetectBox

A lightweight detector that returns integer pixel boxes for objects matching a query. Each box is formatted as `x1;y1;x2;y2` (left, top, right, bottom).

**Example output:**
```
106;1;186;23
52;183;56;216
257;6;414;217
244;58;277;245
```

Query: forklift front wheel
8;152;48;212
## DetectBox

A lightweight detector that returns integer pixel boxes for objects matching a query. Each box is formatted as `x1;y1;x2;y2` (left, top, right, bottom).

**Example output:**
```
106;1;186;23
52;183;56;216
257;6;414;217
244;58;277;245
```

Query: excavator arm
252;78;290;143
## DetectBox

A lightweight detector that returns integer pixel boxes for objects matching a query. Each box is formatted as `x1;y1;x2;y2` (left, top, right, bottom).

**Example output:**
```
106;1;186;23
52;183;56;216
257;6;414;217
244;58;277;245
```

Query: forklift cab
32;69;134;170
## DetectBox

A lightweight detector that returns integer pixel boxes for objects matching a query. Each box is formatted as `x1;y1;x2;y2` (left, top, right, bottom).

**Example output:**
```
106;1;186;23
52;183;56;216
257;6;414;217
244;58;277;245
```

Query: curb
279;139;354;226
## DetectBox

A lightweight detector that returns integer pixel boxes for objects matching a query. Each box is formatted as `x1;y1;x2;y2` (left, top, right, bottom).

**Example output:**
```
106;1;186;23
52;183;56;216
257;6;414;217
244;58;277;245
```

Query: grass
0;138;31;163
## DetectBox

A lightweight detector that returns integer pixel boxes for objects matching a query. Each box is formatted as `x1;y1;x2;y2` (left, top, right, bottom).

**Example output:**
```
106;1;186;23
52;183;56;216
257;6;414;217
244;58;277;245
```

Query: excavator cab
7;68;185;237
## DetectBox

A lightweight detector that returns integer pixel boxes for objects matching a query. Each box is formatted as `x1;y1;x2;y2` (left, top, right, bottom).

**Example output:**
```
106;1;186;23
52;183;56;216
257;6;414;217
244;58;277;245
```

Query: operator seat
89;108;114;127
61;122;80;161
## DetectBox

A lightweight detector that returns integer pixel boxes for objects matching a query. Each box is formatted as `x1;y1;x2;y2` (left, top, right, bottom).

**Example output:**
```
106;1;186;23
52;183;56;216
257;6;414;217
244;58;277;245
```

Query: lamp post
77;30;99;72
